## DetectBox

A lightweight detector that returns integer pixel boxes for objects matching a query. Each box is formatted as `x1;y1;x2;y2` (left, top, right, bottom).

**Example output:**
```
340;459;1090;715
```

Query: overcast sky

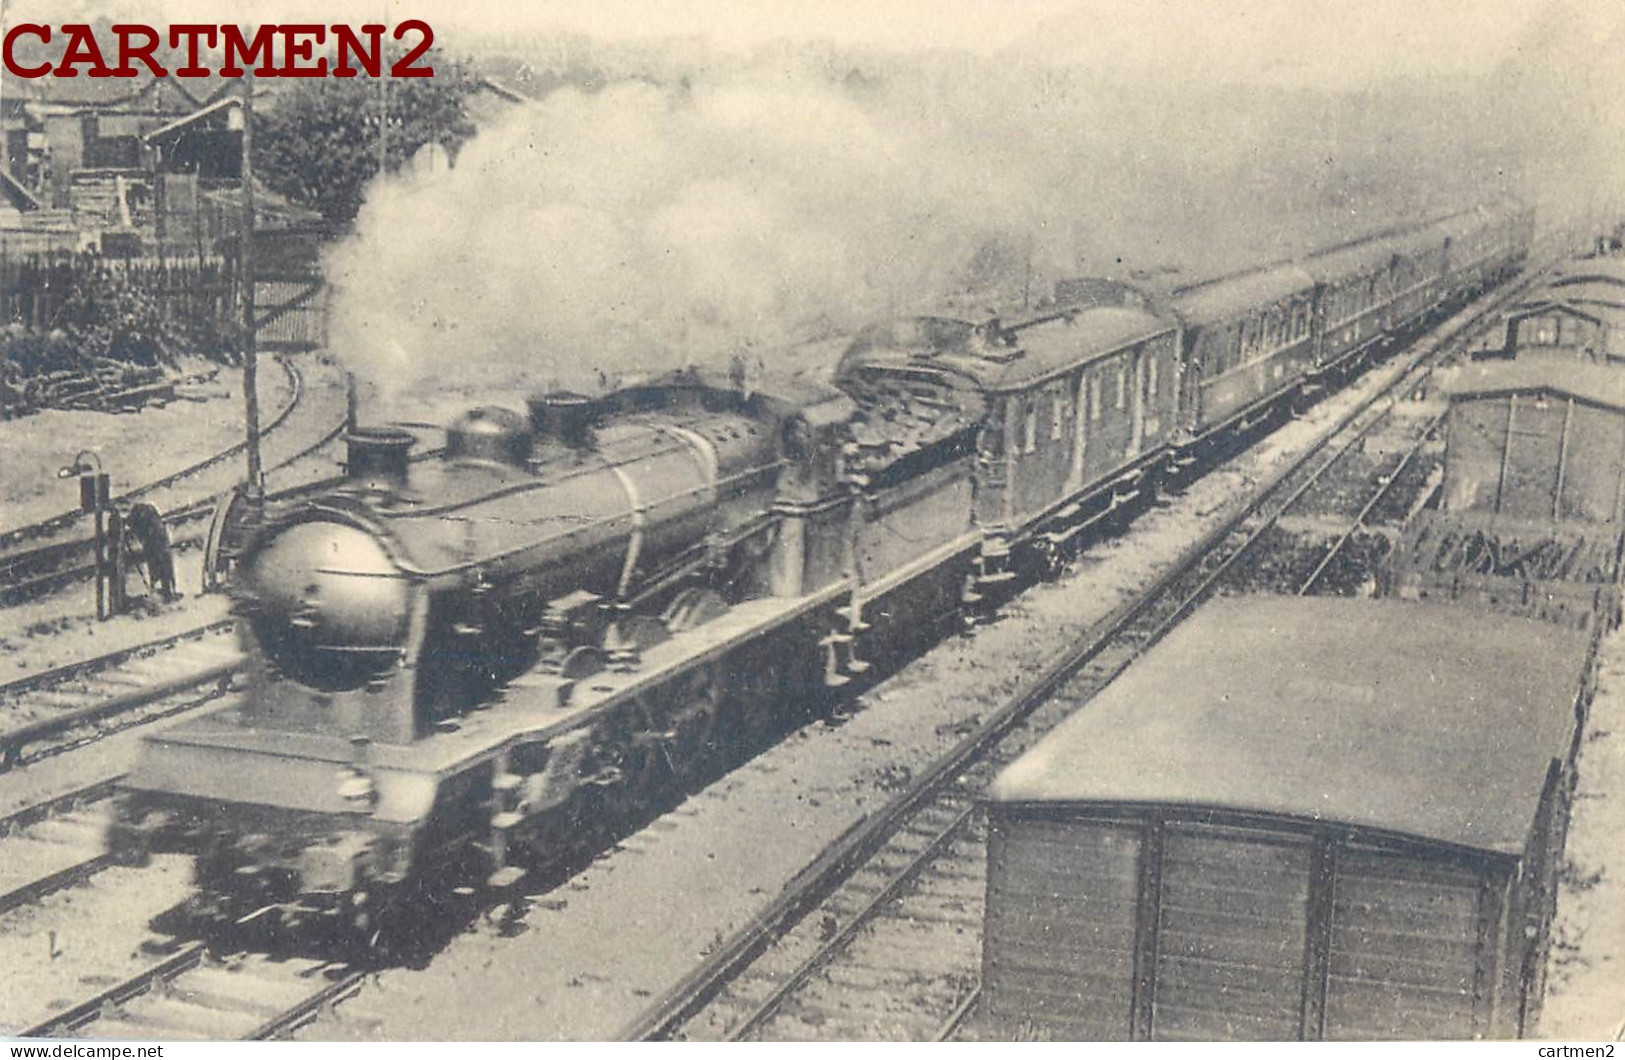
0;0;1590;88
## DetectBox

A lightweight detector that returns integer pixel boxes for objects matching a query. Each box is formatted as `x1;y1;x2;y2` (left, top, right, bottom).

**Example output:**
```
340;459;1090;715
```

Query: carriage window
1145;357;1158;401
1051;387;1066;440
1115;366;1128;409
1091;374;1103;420
1024;403;1038;454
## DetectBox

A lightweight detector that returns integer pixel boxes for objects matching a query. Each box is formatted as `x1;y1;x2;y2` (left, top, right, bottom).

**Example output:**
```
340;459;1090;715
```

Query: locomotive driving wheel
596;694;669;819
733;655;784;749
664;663;726;784
1031;536;1068;581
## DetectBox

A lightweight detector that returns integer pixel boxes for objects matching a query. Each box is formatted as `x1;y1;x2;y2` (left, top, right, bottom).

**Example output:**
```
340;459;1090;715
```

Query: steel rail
1295;406;1449;596
0;621;231;700
0;355;303;556
247;971;370;1040
17;943;208;1039
0;624;240;771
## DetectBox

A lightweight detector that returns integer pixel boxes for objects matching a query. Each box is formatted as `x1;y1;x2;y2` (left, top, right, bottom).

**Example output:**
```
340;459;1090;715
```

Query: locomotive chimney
345;426;415;488
528;391;598;450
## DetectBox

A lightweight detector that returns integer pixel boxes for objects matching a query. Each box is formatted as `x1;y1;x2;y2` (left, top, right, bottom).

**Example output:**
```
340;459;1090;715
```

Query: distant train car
1500;258;1625;363
980;596;1593;1041
1301;234;1407;372
1167;262;1319;434
1385;360;1625;628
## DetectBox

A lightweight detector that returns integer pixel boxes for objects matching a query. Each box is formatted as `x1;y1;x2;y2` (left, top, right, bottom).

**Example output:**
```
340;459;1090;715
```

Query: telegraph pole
377;55;389;178
240;74;263;506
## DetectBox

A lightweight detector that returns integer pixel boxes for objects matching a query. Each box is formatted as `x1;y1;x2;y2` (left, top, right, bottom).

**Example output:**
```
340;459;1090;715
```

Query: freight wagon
980;596;1594;1040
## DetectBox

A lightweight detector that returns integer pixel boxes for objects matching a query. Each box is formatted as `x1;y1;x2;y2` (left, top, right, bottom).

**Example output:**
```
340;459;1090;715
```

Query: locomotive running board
387;584;862;776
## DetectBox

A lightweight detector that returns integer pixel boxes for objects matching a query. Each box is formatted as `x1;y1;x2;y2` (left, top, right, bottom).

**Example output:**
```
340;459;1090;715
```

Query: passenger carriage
1167;263;1319;436
834;284;1180;586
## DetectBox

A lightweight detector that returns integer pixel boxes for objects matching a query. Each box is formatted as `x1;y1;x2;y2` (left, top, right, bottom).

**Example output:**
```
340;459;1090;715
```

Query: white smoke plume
327;24;1594;406
325;72;1042;401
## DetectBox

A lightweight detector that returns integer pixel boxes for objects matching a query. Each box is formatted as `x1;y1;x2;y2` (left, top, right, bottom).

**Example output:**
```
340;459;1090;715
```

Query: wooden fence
0;252;327;354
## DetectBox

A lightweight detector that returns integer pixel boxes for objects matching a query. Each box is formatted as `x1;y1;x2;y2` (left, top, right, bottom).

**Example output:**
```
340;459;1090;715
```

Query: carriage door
1129;348;1147;458
1071;371;1089;489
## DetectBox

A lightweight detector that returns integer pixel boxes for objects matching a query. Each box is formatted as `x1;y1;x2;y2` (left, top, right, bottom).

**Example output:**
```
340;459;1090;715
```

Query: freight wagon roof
1546;263;1625;299
1511;296;1625;326
1438;360;1625;410
1527;283;1625;312
1170;263;1316;324
988;596;1589;855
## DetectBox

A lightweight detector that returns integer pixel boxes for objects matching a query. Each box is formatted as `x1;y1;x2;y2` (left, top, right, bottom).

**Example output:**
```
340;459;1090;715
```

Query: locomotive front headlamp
336;766;376;806
58;450;101;478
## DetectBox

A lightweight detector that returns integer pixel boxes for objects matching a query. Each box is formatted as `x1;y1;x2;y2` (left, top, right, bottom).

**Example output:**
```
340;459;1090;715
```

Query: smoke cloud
327;14;1612;405
325;72;1044;401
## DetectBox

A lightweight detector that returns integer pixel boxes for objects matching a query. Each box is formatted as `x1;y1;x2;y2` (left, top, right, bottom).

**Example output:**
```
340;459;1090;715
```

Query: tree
253;55;482;224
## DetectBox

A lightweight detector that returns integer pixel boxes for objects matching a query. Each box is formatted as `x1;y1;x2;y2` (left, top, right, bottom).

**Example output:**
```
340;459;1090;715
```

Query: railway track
0;355;350;607
0;776;364;1042
620;271;1538;1042
0;622;241;771
0;779;121;918
19;944;367;1041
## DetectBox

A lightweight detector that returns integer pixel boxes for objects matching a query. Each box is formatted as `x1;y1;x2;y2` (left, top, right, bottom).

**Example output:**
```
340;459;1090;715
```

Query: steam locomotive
106;199;1534;937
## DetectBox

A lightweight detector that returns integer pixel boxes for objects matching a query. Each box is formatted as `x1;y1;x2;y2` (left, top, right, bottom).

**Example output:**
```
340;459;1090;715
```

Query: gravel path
0;855;195;1036
0;359;294;533
1543;625;1625;1040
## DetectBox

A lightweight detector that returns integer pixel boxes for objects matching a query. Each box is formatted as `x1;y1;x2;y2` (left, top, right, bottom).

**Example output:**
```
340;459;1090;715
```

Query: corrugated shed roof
3;72;203;110
988;596;1589;854
142;97;240;143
